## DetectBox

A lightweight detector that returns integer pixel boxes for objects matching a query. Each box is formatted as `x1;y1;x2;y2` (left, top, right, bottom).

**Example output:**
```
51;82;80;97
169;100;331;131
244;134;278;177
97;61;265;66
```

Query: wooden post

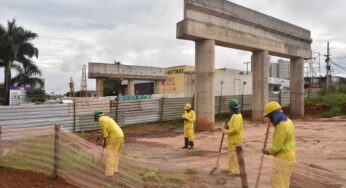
236;145;248;188
0;126;2;141
73;97;76;132
53;124;61;179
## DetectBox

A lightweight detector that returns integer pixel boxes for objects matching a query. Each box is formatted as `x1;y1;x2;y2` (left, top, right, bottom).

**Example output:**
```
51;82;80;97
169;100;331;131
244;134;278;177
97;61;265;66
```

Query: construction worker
181;103;196;150
94;111;124;176
262;101;296;188
223;99;243;176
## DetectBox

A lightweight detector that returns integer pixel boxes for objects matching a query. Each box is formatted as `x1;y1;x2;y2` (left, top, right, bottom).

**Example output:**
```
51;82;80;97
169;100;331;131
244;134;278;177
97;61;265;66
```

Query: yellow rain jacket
181;110;195;141
268;119;296;188
226;114;243;146
98;116;124;176
225;113;243;174
99;116;124;140
268;119;296;163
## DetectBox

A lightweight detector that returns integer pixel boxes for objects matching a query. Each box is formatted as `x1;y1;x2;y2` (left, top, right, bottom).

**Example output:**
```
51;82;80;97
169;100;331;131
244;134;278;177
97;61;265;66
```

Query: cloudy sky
1;0;346;94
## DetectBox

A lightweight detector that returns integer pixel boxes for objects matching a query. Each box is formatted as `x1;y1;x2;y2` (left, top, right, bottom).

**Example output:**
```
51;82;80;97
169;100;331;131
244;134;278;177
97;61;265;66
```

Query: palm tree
12;60;44;88
0;19;39;105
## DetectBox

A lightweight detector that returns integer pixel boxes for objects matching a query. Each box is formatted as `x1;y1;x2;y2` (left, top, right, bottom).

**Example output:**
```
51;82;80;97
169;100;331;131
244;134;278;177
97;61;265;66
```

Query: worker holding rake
94;111;124;176
262;101;296;188
181;103;196;150
223;99;243;176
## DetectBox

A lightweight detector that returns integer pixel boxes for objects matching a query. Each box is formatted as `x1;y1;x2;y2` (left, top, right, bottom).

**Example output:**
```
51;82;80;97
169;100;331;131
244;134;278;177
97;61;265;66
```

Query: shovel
210;120;228;175
255;121;271;188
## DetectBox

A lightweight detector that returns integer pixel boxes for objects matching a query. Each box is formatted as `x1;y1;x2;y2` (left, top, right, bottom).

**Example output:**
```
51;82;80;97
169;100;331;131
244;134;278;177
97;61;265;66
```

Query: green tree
26;88;46;103
0;19;39;105
104;79;122;96
11;61;44;88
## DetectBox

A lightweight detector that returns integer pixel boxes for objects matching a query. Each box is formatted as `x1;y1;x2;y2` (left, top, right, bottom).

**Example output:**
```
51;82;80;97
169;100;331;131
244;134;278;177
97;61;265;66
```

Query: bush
323;106;341;118
26;89;46;103
305;93;346;117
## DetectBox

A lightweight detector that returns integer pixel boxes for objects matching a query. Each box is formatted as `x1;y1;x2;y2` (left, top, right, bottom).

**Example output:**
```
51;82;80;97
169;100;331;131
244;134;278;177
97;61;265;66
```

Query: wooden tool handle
219;133;225;152
263;121;271;150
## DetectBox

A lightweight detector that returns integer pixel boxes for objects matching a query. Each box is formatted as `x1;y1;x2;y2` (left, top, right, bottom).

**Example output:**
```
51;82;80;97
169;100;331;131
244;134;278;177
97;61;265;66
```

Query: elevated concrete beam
177;0;312;59
177;19;311;59
251;50;269;122
195;39;215;131
290;57;304;118
88;63;166;80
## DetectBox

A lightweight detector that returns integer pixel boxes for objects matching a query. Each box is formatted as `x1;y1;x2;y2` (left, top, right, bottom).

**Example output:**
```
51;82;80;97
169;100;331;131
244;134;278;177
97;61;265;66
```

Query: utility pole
69;77;74;97
243;62;251;75
80;64;87;97
325;42;331;94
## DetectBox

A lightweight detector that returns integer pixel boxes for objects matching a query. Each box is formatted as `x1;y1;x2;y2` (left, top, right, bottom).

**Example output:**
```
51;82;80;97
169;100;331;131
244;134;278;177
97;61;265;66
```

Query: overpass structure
88;63;165;96
177;0;312;126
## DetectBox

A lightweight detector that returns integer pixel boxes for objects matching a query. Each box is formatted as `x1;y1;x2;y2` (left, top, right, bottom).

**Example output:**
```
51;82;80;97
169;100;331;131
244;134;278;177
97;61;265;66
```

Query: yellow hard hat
263;101;281;117
184;103;192;110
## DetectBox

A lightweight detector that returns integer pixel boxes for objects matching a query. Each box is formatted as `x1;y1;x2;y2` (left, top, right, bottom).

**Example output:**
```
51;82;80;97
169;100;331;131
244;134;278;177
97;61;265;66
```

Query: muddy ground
0;166;78;188
1;118;346;187
80;118;346;187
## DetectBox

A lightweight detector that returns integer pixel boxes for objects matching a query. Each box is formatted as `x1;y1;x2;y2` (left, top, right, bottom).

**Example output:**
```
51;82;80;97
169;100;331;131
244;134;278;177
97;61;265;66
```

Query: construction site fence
0;93;291;141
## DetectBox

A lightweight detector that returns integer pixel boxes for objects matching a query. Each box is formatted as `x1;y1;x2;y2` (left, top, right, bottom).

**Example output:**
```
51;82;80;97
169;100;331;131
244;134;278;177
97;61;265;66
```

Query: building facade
160;66;289;97
269;59;290;80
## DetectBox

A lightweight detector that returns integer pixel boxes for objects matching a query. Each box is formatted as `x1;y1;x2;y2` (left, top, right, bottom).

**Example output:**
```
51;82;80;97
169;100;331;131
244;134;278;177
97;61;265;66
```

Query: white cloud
1;0;346;94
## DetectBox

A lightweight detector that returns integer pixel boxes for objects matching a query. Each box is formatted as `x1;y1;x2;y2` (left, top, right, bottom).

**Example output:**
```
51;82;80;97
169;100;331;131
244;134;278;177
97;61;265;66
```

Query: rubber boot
188;141;194;150
182;137;188;149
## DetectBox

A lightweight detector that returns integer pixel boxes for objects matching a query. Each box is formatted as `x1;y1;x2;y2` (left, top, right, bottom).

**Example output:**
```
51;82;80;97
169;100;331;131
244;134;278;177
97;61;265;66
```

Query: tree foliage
0;19;39;105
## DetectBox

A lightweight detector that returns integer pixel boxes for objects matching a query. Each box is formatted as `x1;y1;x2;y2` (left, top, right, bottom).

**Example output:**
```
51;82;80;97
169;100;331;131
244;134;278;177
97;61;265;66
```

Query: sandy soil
2;119;345;187
119;119;346;187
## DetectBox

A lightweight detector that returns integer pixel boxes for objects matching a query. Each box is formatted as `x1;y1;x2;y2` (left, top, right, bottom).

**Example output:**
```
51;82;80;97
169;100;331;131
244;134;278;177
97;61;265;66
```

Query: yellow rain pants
228;145;240;174
271;158;294;188
105;137;124;176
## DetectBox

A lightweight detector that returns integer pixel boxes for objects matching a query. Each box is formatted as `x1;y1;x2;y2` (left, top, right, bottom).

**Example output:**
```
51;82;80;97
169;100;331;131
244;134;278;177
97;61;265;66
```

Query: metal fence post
53;124;61;179
115;96;119;122
160;97;165;122
73;97;76;132
219;95;222;114
0;126;2;141
192;94;195;110
236;145;248;188
279;89;282;105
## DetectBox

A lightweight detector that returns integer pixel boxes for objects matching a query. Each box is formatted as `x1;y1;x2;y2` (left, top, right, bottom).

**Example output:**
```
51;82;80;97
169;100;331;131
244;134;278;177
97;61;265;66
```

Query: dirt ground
80;118;346;187
0;166;78;188
1;118;346;187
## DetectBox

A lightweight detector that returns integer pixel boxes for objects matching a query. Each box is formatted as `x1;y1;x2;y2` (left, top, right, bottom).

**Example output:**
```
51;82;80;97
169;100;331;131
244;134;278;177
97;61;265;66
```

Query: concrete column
195;39;215;131
128;79;135;95
96;79;104;97
290;57;304;118
154;80;161;94
251;50;269;122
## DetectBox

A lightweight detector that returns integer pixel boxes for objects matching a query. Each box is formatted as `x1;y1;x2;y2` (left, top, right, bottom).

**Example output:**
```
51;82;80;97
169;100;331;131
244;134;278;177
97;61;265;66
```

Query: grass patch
305;93;346;117
184;167;198;175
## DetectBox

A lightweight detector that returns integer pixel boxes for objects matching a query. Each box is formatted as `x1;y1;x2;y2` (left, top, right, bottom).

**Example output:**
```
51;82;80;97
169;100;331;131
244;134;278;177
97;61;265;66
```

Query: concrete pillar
96;79;104;97
154;80;161;94
128;79;135;95
251;50;269;122
290;57;304;118
195;39;215;131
